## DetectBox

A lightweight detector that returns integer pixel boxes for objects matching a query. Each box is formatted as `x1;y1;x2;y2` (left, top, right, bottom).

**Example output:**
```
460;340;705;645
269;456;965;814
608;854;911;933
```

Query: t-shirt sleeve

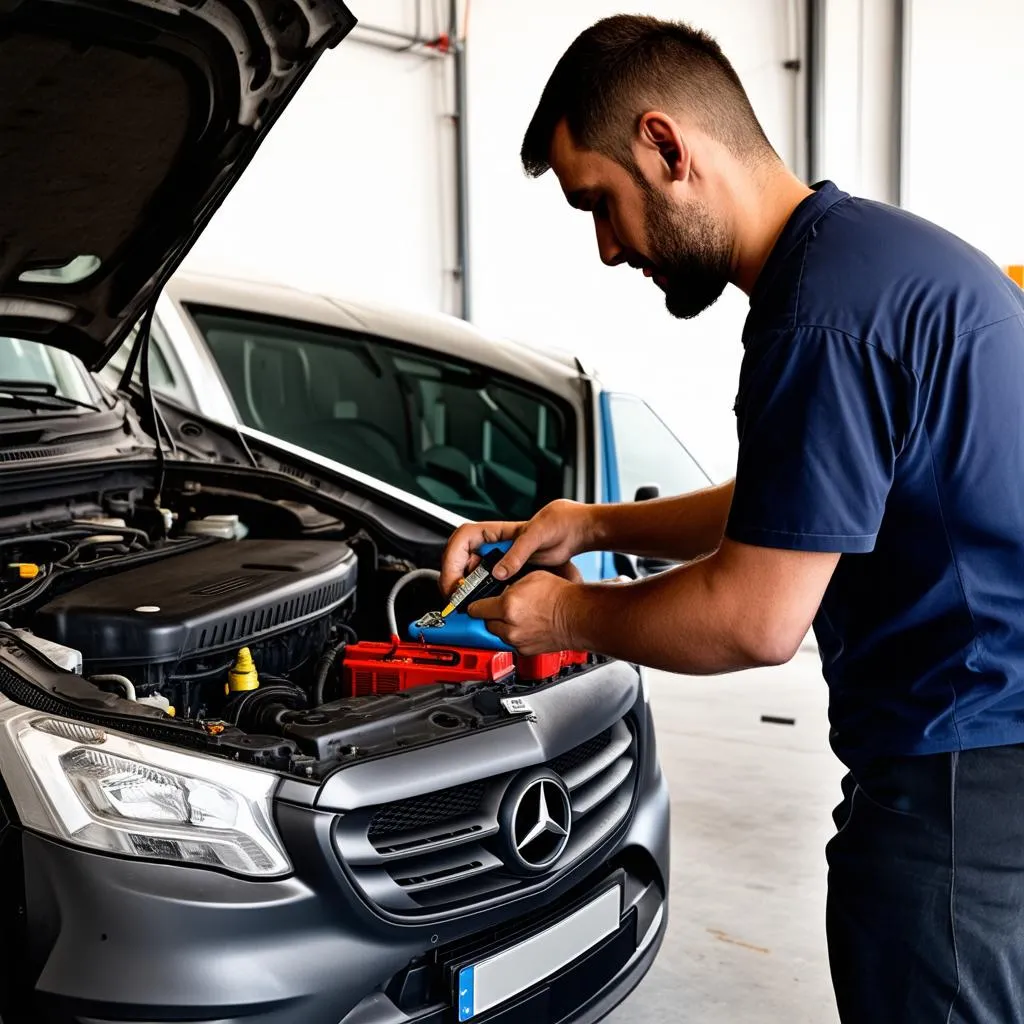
725;326;914;554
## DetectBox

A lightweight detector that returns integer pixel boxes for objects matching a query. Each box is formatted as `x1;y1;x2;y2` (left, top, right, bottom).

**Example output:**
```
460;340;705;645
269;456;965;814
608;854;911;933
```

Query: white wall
184;1;459;313
815;0;901;203
902;0;1024;266
185;1;803;483
175;0;1023;485
466;2;803;482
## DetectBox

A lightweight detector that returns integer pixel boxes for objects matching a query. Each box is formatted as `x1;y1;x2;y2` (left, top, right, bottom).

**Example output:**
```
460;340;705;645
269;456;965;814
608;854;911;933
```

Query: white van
103;271;712;579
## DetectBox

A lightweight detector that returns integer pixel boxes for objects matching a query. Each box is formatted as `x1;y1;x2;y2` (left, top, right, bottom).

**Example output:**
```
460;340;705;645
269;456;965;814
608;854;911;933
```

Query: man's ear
638;112;690;183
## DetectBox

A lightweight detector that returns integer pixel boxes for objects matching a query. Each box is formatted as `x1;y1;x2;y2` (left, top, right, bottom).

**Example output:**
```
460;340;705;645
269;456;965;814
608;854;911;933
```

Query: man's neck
730;169;815;296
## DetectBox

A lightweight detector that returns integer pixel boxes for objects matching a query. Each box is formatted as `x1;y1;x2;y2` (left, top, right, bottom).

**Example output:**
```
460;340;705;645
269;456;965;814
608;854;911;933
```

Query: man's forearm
563;555;759;674
560;537;826;675
587;480;734;563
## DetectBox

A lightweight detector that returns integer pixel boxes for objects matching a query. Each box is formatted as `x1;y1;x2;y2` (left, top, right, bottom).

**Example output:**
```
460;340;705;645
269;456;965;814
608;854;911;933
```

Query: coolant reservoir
137;693;176;716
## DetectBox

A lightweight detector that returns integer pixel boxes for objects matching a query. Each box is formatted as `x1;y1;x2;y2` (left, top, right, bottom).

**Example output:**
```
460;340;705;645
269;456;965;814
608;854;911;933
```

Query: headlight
0;711;290;878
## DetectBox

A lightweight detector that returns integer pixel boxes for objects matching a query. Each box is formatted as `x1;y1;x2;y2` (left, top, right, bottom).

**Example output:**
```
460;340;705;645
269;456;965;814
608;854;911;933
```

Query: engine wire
312;623;359;706
386;568;441;639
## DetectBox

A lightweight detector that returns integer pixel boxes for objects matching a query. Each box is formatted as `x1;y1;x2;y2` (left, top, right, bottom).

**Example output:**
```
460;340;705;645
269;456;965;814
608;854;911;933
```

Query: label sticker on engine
501;696;533;716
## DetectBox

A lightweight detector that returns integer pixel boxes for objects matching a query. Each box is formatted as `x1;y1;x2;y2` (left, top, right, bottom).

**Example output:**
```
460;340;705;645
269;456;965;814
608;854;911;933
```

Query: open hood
0;0;355;370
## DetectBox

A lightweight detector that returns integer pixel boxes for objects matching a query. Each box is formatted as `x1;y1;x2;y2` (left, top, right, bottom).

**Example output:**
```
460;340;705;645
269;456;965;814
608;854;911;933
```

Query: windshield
186;307;576;521
0;336;99;406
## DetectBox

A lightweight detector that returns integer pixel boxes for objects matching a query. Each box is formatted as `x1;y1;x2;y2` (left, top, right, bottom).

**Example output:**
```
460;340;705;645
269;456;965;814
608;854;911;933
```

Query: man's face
548;120;732;319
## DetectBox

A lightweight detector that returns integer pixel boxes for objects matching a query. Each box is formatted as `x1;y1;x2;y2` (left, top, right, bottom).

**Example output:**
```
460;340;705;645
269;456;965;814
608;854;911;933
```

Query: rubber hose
223;682;306;730
336;623;359;645
89;673;137;701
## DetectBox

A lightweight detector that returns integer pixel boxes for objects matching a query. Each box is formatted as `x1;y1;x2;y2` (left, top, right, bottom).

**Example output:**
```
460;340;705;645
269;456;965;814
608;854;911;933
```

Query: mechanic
440;15;1024;1024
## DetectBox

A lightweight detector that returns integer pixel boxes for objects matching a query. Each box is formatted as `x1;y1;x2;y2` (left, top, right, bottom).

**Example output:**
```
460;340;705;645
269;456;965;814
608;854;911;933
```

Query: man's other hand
467;571;578;655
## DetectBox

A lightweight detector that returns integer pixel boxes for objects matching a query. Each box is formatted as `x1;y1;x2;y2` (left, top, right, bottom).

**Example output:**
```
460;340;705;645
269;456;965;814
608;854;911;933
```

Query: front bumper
1;721;669;1024
356;864;668;1024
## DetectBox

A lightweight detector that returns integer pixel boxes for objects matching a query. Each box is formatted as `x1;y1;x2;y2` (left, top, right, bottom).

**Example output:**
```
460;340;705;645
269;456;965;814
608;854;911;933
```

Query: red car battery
515;649;590;682
341;640;515;697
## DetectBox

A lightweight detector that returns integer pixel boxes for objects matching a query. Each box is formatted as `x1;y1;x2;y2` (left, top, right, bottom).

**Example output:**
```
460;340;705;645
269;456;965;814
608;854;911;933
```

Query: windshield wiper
0;380;99;413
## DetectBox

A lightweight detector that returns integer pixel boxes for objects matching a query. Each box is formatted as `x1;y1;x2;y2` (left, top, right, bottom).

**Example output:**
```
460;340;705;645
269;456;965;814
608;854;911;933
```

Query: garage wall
814;0;902;204
185;2;805;483
171;1;1023;487
466;2;803;481
901;0;1023;267
184;1;459;313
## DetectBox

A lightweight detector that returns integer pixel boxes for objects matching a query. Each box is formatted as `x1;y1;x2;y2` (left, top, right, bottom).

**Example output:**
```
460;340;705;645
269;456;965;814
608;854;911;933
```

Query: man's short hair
521;15;776;178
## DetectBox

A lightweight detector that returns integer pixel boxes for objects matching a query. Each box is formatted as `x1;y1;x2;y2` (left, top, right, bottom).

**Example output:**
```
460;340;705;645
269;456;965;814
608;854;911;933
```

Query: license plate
456;884;621;1021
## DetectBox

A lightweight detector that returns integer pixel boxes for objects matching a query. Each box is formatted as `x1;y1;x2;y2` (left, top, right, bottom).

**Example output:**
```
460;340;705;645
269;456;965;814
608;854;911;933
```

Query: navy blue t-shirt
725;181;1024;771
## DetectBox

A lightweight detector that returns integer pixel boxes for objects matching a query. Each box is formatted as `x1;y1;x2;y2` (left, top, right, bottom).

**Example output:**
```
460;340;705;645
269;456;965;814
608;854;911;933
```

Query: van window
0;336;97;405
605;392;711;500
101;318;194;407
185;307;576;522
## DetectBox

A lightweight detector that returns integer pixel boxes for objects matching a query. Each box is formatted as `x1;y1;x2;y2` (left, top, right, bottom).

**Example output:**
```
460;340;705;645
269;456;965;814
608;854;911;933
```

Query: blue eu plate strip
457;965;476;1021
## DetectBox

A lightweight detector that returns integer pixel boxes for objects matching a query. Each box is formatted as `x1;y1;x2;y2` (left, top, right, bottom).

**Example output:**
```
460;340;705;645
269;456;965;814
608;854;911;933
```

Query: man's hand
439;500;596;597
467;571;579;655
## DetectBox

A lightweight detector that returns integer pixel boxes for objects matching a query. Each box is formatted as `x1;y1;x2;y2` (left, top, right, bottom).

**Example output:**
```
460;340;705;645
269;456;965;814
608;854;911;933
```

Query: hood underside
0;0;355;369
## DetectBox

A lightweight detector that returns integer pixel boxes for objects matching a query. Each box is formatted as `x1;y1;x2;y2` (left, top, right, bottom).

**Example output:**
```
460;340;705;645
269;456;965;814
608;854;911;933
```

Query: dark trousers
827;745;1024;1023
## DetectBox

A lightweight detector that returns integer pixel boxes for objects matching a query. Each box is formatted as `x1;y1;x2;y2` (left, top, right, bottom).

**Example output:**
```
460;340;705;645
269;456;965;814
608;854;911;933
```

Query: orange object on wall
1005;265;1024;287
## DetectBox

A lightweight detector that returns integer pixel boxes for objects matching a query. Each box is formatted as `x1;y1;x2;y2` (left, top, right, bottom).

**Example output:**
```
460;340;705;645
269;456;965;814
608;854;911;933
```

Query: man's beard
640;184;732;320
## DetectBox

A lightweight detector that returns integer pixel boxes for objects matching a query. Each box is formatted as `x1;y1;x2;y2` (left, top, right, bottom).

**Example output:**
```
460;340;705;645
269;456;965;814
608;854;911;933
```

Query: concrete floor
607;649;847;1024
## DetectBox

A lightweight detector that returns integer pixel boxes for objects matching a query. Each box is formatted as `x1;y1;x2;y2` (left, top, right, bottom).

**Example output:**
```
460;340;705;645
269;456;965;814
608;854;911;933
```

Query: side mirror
634;484;659;502
637;555;676;576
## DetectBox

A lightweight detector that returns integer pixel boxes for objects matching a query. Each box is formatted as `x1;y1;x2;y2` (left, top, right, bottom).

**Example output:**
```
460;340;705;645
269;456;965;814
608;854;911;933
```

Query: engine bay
0;476;600;779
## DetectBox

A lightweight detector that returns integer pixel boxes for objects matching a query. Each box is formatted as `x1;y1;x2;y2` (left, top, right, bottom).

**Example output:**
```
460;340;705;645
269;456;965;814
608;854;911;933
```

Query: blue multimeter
407;541;515;651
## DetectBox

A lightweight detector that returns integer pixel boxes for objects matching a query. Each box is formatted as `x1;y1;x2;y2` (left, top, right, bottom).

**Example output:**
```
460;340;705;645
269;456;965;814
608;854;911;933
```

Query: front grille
334;718;637;917
550;730;611;776
368;782;487;840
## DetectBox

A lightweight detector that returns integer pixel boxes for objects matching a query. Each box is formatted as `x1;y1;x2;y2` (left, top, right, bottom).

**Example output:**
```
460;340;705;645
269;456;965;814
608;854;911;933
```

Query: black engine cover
35;539;357;668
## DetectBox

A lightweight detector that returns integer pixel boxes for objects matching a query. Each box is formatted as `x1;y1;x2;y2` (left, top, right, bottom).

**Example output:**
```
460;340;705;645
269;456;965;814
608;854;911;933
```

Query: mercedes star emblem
501;771;572;873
